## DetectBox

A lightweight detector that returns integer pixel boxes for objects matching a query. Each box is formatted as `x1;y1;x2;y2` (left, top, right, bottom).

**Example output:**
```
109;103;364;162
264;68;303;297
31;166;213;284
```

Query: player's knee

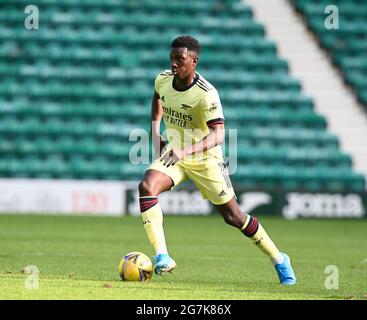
222;210;243;228
138;179;156;196
222;213;234;226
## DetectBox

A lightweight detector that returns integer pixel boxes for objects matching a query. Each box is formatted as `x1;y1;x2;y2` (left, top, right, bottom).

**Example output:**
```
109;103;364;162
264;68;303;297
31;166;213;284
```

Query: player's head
170;36;200;79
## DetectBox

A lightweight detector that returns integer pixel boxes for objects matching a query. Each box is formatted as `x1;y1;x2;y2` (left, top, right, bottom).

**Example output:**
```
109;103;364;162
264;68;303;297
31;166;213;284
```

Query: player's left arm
185;123;224;155
160;123;224;167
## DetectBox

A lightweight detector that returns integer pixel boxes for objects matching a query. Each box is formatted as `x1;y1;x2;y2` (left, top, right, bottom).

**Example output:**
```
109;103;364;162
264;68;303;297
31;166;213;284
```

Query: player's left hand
160;149;185;167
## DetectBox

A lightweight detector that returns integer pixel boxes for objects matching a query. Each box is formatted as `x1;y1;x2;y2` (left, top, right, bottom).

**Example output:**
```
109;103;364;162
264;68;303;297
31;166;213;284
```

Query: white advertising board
0;179;125;216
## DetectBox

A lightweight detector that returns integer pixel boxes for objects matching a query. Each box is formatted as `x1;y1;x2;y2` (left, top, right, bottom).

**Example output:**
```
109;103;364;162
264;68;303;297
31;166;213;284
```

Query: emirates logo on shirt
162;106;193;128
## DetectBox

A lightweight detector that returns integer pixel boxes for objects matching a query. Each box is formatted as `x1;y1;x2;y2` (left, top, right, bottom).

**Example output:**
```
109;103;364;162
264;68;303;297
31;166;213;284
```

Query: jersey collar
172;73;199;92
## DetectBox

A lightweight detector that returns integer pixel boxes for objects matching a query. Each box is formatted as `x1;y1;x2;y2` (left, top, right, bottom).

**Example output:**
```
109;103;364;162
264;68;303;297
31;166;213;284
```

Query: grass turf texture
0;214;366;300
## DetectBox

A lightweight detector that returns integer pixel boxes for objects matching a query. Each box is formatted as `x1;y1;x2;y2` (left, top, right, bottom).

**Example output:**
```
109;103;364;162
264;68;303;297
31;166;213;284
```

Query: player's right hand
159;136;168;156
153;134;167;158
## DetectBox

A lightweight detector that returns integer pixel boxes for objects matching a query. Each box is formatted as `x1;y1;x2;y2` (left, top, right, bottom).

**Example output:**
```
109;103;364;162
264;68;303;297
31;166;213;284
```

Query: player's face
170;48;198;80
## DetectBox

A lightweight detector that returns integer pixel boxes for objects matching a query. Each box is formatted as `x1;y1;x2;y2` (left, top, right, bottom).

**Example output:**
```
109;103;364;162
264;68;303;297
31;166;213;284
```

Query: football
118;251;153;282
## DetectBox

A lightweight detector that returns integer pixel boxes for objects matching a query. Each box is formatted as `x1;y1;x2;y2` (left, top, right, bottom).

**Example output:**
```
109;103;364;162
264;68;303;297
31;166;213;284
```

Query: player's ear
193;56;199;65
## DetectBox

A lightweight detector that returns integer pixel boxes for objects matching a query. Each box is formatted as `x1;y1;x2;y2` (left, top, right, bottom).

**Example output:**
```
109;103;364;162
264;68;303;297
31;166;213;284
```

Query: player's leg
139;169;173;257
187;160;296;285
139;161;187;275
215;198;281;260
215;197;296;285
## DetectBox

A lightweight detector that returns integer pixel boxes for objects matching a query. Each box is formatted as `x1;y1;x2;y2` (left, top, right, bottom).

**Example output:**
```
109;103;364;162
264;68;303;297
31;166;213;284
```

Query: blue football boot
274;252;296;285
154;254;177;275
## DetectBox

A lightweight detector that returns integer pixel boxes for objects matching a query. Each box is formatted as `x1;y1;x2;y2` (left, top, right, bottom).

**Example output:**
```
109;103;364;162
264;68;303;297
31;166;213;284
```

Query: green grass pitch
0;214;366;300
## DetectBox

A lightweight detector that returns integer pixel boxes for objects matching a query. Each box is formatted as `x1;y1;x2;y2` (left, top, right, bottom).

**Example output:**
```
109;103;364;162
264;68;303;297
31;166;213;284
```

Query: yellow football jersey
154;70;225;168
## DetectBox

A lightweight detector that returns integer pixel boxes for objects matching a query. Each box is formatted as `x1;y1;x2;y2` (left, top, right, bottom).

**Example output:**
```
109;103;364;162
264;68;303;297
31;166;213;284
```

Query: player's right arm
150;90;166;157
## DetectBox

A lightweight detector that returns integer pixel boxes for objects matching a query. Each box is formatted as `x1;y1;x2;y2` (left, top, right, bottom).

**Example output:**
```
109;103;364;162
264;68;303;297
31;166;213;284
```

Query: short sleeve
201;88;225;127
154;74;163;96
154;70;172;96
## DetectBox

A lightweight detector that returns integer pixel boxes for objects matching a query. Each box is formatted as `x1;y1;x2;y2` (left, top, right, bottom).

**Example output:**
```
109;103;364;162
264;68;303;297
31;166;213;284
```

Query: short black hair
171;36;200;55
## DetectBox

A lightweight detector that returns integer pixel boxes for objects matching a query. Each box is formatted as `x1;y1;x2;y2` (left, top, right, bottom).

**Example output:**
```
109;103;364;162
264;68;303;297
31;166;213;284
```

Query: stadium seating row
0;11;264;34
0;110;326;127
3;0;249;16
0;158;363;192
0;138;349;166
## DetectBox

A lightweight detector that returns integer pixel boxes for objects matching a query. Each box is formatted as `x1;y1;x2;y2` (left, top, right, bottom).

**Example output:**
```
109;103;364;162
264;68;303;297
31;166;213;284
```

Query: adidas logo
218;190;227;197
161;96;165;102
181;103;192;110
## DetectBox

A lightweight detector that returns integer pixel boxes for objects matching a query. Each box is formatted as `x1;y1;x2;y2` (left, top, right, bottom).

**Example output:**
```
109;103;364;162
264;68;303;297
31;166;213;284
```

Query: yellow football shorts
148;157;236;205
